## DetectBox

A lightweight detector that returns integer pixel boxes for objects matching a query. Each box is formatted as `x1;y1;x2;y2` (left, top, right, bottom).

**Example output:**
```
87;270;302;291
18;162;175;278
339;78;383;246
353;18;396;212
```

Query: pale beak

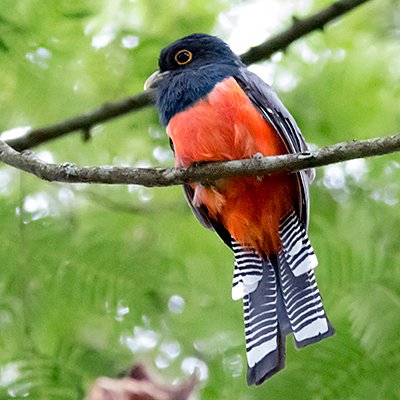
144;70;168;90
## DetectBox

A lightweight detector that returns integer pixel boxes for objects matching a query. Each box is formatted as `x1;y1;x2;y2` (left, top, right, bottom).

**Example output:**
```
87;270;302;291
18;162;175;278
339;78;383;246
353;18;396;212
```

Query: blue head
145;34;244;125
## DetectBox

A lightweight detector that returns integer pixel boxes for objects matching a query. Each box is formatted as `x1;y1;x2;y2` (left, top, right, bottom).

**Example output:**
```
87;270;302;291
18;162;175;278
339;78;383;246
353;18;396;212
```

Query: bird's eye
174;49;192;65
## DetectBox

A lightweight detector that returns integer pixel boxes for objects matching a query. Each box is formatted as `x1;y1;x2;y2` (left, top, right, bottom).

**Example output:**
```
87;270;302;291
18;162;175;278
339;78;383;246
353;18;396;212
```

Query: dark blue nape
153;34;245;125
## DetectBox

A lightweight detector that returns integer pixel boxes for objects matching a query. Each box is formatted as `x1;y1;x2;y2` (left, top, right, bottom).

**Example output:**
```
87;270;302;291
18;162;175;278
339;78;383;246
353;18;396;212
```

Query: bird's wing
183;184;233;248
234;68;314;229
169;136;233;248
182;184;212;229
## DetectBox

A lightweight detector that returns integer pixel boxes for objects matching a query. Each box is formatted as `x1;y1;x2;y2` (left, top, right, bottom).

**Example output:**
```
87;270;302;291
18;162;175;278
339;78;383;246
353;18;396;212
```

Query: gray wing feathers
236;69;315;229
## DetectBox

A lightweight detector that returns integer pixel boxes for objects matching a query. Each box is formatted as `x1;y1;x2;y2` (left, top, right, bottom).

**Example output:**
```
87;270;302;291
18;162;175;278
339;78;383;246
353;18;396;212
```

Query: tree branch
1;134;398;187
3;0;374;152
240;0;372;64
5;91;155;152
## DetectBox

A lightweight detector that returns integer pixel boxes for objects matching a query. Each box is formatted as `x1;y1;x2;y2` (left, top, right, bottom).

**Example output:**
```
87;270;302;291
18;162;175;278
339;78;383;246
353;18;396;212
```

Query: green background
0;0;399;398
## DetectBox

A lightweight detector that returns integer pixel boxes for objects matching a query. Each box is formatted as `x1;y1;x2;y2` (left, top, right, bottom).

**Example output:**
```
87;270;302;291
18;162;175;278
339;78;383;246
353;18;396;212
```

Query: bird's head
145;34;244;125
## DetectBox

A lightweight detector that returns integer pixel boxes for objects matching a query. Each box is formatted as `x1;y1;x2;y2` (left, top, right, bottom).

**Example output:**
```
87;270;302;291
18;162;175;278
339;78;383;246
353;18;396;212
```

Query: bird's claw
252;152;264;161
298;151;314;160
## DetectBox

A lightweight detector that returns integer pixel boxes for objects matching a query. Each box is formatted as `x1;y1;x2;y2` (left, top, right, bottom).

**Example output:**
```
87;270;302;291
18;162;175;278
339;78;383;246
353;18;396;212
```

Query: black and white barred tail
232;211;334;385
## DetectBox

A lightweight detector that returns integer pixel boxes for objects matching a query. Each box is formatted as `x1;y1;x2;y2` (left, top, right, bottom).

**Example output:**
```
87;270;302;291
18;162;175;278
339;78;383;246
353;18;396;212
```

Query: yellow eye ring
174;49;192;65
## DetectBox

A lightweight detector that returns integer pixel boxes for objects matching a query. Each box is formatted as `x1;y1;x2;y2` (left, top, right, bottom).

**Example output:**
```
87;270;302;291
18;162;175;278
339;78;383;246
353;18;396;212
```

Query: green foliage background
0;0;399;398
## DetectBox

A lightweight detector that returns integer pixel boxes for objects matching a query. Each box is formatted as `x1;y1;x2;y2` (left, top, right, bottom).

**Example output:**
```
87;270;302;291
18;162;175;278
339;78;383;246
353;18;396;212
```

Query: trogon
145;33;334;386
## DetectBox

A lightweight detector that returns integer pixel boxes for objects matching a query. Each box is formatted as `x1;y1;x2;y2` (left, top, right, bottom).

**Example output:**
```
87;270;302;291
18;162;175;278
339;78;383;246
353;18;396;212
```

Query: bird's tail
231;211;334;386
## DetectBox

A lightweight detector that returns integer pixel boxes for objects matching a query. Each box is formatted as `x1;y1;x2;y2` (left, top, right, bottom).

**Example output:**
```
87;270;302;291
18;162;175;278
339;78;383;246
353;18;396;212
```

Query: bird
145;33;334;386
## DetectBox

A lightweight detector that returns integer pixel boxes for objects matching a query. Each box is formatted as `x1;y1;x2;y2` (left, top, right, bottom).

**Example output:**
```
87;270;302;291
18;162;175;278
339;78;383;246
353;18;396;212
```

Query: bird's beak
144;70;168;90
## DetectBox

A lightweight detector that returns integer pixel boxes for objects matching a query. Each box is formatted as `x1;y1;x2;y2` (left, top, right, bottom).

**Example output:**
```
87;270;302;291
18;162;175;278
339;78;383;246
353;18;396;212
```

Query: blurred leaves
0;0;399;399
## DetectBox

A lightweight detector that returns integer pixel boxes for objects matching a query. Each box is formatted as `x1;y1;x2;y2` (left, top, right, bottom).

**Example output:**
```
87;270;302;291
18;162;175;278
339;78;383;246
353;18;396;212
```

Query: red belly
167;77;295;255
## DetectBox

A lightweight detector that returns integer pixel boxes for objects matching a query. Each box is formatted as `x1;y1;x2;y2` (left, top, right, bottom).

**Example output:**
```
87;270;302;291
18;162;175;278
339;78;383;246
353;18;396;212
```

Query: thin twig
0;134;398;187
3;0;374;151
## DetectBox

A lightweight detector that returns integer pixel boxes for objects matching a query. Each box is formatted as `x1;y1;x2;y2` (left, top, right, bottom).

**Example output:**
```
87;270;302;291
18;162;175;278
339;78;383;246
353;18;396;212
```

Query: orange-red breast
145;34;334;385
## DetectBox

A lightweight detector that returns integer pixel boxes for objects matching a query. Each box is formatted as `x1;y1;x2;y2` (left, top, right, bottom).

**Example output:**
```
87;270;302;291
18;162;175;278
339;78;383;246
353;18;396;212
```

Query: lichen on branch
0;134;398;187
